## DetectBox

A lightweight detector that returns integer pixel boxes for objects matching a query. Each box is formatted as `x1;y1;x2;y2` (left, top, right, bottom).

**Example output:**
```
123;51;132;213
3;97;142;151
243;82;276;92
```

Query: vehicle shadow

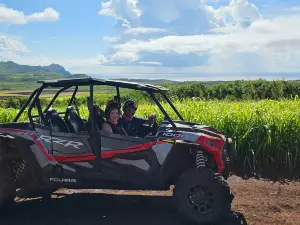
0;192;247;225
0;193;180;225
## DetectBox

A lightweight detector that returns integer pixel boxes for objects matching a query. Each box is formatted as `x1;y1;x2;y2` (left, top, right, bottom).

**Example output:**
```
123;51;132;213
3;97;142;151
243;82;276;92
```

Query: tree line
165;79;300;100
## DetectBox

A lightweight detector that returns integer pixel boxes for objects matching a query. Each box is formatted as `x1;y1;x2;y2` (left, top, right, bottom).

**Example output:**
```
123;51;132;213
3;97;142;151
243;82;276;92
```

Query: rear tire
0;160;16;209
173;168;233;225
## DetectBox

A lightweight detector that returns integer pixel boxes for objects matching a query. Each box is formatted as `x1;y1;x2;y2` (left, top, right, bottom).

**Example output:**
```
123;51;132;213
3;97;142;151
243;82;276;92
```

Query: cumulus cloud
2;0;300;78
229;0;261;25
0;4;59;24
285;7;300;13
99;0;141;28
95;0;300;74
109;13;300;72
0;34;108;72
124;27;168;35
103;36;119;43
200;0;224;3
26;8;60;22
110;51;140;63
139;61;161;65
0;51;109;73
99;0;261;32
0;35;28;52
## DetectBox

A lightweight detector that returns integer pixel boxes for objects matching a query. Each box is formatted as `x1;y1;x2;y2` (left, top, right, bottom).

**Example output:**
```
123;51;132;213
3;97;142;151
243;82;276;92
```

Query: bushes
165;79;300;101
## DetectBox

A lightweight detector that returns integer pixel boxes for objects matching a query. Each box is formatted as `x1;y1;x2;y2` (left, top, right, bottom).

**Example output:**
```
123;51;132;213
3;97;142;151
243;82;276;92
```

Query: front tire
173;168;233;224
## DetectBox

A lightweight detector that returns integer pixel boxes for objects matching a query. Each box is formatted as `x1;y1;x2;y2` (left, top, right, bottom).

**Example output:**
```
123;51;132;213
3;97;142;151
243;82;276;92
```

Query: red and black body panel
156;120;227;173
0;124;168;190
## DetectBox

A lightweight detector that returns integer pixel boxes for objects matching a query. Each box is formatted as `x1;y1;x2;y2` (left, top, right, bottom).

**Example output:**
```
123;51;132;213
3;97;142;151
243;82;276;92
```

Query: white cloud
0;4;59;24
139;61;161;65
110;51;140;63
200;0;226;3
99;0;116;17
111;14;300;72
2;0;300;78
95;0;300;73
126;0;142;18
0;35;27;52
26;8;60;22
285;7;300;13
0;5;27;24
99;0;215;33
229;0;261;25
99;0;141;28
202;5;226;28
99;0;261;31
0;34;108;71
124;27;168;35
103;36;119;43
202;0;261;28
0;51;108;68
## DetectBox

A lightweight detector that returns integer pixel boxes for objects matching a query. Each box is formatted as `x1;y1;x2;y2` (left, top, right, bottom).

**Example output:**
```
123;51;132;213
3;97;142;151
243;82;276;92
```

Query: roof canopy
37;77;168;92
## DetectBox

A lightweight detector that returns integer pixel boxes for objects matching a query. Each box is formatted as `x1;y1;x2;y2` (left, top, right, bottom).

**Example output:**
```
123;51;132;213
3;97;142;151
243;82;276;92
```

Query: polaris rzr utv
0;77;237;224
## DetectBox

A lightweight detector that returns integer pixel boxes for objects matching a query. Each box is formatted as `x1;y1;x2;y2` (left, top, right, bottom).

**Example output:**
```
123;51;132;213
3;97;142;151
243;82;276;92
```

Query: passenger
119;99;157;136
101;100;127;135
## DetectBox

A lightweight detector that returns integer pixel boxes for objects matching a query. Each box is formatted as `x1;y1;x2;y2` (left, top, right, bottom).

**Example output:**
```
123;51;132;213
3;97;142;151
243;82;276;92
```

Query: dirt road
0;176;299;225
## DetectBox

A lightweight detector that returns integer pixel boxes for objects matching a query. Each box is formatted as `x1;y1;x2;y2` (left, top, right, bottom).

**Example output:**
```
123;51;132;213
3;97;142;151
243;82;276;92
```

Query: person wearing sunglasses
119;99;157;137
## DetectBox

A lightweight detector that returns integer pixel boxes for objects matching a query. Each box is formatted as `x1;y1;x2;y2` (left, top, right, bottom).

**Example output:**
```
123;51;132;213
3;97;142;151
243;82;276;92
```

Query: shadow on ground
0;193;180;225
0;192;247;225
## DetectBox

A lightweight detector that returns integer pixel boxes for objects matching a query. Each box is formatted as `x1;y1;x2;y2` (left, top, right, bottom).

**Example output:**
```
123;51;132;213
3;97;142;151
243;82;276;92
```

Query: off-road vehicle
0;78;238;224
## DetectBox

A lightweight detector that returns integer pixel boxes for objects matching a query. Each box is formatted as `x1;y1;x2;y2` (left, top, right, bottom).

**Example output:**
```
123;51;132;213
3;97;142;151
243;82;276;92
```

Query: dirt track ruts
0;175;299;225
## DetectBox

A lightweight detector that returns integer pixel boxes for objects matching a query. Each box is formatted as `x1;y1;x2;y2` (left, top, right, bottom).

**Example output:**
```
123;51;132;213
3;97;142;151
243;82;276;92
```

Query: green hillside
0;61;88;89
0;61;71;77
0;61;73;83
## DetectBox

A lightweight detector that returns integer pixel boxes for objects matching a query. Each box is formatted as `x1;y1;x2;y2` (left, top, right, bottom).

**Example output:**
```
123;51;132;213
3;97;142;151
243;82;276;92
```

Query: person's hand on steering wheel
147;113;157;125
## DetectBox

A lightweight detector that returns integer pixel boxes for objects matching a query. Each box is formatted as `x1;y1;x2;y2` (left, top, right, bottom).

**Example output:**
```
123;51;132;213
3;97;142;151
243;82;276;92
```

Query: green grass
1;98;299;178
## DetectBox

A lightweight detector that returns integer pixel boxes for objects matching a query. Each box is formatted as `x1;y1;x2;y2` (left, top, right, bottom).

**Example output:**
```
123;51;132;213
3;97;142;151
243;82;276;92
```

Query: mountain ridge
0;61;71;76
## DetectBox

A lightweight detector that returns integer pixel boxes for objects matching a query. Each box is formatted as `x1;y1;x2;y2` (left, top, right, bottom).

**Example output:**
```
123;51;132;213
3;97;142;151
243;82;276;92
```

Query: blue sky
1;0;300;80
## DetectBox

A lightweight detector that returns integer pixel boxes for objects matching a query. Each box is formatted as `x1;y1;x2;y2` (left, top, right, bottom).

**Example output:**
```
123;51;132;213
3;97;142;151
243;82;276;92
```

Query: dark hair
105;100;121;119
122;99;138;111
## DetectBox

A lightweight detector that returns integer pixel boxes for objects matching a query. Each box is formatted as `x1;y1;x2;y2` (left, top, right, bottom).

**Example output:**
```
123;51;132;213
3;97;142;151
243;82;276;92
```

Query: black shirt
105;120;127;136
118;115;147;137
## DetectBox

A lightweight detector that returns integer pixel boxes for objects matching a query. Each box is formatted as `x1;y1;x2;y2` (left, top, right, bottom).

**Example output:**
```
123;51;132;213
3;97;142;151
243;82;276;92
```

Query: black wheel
173;168;233;225
0;160;16;209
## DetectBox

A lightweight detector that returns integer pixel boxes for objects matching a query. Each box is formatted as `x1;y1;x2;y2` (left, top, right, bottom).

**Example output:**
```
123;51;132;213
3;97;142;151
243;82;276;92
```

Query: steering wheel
136;122;159;138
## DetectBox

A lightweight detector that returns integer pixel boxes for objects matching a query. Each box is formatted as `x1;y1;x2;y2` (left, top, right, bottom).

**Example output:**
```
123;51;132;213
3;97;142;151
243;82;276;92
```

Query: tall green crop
0;98;299;178
134;98;300;177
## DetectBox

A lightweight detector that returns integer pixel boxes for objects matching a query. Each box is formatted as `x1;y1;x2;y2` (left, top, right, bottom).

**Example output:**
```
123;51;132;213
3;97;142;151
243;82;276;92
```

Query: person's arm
134;114;156;125
101;122;113;133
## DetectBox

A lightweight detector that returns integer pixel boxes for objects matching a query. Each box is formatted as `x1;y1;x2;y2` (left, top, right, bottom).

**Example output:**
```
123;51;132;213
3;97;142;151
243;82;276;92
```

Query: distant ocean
88;73;300;81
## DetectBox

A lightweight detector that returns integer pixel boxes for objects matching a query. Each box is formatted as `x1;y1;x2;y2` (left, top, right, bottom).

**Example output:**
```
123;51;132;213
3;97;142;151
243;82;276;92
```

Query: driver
118;99;157;137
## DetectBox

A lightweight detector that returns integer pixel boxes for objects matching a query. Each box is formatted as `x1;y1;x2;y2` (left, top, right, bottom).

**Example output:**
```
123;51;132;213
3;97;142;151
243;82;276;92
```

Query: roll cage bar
13;78;184;131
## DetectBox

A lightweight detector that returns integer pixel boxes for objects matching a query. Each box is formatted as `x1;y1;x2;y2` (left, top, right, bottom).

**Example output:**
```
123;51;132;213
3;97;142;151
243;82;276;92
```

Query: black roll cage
13;80;184;131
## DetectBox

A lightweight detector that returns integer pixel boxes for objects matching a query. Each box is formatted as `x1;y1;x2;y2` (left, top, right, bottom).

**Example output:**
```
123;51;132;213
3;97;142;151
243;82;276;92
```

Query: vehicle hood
158;120;225;138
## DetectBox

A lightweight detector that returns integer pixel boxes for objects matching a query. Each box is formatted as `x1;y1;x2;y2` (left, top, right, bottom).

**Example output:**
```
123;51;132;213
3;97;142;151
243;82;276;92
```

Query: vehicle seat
93;105;106;130
45;108;70;133
65;106;85;133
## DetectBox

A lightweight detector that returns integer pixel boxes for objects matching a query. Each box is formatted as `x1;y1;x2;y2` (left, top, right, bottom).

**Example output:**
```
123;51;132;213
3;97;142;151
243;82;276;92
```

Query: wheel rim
186;185;214;215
